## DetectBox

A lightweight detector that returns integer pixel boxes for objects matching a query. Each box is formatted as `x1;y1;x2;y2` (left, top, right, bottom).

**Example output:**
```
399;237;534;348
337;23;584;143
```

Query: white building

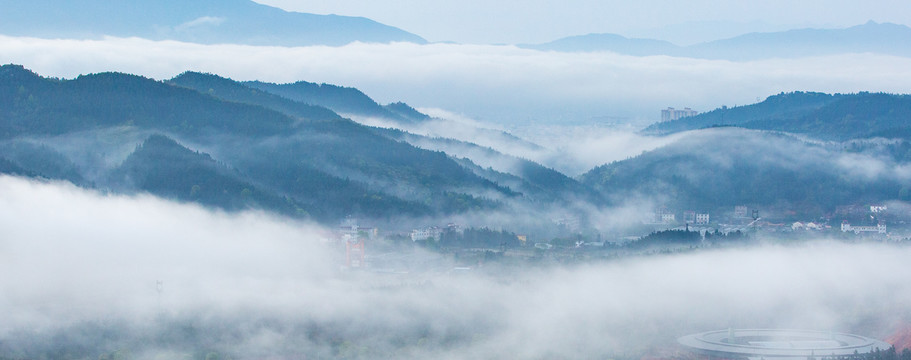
683;211;696;223
661;107;699;122
841;222;886;234
695;213;710;225
411;227;443;242
734;205;748;218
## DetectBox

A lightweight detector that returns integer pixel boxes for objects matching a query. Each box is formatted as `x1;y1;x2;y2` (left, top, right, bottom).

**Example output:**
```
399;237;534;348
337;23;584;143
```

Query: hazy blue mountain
689;21;911;60
644;91;911;141
0;0;426;46
0;64;527;222
375;128;605;204
110;134;298;213
245;80;427;122
383;102;432;122
580;129;905;218
644;92;841;134
526;21;911;60
0;65;300;138
0;141;86;185
520;33;681;56
169;72;343;123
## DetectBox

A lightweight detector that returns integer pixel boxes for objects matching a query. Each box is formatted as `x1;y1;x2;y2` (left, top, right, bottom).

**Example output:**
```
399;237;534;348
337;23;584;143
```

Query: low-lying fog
1;175;908;359
3;35;911;125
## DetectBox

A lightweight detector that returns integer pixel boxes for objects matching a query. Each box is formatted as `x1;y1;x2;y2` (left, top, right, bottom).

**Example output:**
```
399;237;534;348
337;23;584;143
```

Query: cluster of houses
410;223;463;242
647;207;711;225
646;204;898;238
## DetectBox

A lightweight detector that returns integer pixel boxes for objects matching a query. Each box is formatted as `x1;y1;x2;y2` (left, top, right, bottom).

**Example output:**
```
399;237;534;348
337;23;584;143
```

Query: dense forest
0;65;534;223
580;129;907;217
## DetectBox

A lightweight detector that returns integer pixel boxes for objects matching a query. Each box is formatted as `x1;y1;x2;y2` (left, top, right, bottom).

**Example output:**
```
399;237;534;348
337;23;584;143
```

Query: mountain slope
689;21;911;60
644;92;911;141
525;21;911;60
0;0;426;46
520;33;681;56
245;80;423;122
169;72;343;123
580;128;905;217
376;128;604;204
0;65;529;222
0;65;299;138
163;71;514;207
111;134;296;212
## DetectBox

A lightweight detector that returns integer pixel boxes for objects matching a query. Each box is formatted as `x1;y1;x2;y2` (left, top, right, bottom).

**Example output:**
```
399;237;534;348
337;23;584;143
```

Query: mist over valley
3;2;911;359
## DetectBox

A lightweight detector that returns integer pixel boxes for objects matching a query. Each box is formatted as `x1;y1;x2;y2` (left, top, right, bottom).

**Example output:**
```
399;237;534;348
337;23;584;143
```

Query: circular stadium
678;329;892;359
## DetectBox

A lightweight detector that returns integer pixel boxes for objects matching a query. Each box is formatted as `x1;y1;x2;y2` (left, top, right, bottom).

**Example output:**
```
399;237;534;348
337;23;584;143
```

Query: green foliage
0;65;296;138
245;79;410;121
628;229;701;249
440;227;520;249
110;134;308;217
0;65;531;223
0;141;85;184
169;72;342;123
383;102;431;122
579;132;903;217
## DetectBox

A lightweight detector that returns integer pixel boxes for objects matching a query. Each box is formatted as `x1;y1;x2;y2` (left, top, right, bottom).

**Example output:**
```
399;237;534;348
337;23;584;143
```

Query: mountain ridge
523;21;911;60
0;0;426;46
643;91;911;141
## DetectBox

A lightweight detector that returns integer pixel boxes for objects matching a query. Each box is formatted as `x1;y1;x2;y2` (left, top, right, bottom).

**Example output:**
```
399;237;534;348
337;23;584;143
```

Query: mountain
244;80;428;122
375;128;605;205
0;64;568;224
169;72;343;123
0;65;300;138
111;134;297;213
0;141;85;185
525;21;911;60
689;21;911;60
579;128;906;218
520;33;681;56
644;91;911;141
0;0;426;46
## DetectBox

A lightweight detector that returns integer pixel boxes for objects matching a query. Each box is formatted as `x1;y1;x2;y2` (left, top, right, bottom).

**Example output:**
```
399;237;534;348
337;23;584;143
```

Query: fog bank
2;36;911;125
1;176;909;358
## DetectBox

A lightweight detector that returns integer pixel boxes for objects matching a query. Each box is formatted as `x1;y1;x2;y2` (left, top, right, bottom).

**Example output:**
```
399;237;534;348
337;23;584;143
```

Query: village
322;202;911;271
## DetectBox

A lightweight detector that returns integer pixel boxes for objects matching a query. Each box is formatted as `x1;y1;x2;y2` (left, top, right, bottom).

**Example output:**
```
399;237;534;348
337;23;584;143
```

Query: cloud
173;16;226;33
1;175;910;358
1;36;910;126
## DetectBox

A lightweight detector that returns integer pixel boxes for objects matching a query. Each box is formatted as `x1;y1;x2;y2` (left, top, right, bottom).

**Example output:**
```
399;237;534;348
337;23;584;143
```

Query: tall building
661;107;699;122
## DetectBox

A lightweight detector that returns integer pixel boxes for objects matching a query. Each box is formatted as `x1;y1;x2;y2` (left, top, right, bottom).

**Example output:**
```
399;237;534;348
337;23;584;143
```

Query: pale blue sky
254;0;911;44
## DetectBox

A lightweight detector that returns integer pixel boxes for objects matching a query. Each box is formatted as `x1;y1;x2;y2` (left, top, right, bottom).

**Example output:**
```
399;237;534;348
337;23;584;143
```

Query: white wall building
411;227;443;242
661;107;699;122
840;222;886;234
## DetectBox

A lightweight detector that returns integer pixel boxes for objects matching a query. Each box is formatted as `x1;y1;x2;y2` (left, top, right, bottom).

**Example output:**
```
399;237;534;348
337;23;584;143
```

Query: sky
2;1;911;128
253;0;911;44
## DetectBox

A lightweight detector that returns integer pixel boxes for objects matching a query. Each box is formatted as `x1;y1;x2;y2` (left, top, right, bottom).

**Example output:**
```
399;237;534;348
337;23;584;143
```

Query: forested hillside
645;91;911;141
0;65;538;223
0;64;607;225
580;129;906;217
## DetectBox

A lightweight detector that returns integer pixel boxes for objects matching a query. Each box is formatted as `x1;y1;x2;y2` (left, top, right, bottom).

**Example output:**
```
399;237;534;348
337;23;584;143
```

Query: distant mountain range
0;0;426;46
522;21;911;60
